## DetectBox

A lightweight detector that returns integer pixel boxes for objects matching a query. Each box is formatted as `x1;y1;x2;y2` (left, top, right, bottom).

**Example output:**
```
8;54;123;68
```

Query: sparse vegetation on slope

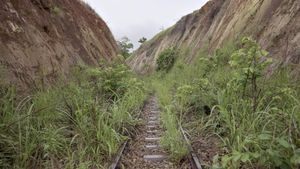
129;0;300;75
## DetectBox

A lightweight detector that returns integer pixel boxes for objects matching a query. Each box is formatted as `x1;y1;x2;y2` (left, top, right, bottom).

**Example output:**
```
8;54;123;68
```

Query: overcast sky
84;0;209;49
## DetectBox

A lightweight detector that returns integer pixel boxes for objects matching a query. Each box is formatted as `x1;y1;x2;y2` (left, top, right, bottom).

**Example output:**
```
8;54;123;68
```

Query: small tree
117;37;134;59
138;37;147;44
229;37;272;112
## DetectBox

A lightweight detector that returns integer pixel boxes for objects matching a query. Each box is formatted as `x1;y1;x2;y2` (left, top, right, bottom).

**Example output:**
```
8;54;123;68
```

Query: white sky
84;0;209;49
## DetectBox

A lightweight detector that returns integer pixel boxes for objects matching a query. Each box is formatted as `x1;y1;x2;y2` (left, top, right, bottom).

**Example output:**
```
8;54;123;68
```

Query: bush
86;64;132;100
156;47;179;72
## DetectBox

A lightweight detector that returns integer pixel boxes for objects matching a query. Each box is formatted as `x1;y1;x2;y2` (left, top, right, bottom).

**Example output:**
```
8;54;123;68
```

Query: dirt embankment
0;0;118;90
128;0;300;74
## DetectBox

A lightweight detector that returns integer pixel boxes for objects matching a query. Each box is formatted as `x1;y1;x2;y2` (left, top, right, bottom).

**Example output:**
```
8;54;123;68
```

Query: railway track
109;95;202;169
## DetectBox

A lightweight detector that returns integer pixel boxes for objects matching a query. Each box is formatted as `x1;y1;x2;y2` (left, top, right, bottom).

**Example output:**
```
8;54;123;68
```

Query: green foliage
147;74;189;161
86;64;133;100
117;37;134;59
156;47;179;72
160;106;189;160
0;63;146;168
146;37;300;168
1;35;299;168
228;37;272;112
138;37;147;44
209;46;299;168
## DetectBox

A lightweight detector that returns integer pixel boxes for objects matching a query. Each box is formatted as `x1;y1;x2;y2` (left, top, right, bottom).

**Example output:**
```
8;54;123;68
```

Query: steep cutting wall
0;0;118;89
128;0;300;74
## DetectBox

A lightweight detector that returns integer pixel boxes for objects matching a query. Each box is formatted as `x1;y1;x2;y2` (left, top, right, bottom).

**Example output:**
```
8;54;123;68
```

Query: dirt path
120;95;191;169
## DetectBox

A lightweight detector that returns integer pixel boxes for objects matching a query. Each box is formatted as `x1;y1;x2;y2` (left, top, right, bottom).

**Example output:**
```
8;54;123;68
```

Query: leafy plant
229;37;272;112
156;47;179;72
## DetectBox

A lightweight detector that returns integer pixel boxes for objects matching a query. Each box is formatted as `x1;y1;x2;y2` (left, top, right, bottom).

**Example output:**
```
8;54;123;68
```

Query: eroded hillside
128;0;300;74
0;0;118;89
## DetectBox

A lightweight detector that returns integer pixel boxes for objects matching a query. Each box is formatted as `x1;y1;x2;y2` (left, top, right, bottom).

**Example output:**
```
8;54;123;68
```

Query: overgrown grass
146;37;300;168
0;63;147;168
160;106;189;161
147;68;190;161
1;36;299;168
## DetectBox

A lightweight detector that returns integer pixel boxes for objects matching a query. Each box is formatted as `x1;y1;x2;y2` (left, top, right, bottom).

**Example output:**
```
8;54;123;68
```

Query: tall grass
0;63;146;168
148;69;191;160
146;38;300;168
160;106;189;161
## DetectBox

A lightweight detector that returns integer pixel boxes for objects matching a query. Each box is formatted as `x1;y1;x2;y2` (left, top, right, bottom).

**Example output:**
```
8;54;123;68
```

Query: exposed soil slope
128;0;300;74
0;0;118;89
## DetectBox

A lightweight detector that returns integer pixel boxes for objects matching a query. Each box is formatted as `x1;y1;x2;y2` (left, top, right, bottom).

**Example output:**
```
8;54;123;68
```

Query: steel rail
109;96;150;169
180;126;203;169
109;95;202;169
109;140;128;169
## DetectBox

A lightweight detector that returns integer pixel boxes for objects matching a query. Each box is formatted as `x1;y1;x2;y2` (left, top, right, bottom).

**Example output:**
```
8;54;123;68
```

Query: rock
128;0;300;74
0;0;118;90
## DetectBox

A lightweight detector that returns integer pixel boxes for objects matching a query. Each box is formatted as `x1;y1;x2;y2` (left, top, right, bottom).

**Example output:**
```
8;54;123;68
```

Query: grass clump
160;106;189;161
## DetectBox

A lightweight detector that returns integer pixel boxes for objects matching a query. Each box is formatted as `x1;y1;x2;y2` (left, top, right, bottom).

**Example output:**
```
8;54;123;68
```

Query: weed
160;106;189;161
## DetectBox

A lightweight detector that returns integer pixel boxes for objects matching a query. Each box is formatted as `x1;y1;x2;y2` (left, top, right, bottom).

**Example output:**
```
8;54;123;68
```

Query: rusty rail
109;140;128;169
180;126;203;169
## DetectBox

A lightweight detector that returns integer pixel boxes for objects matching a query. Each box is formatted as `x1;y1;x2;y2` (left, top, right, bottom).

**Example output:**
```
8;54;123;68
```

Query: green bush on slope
156;47;179;72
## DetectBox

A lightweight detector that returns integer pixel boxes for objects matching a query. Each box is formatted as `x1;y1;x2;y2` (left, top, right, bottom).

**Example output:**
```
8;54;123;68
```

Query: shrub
156;47;179;72
85;64;136;101
228;37;272;112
